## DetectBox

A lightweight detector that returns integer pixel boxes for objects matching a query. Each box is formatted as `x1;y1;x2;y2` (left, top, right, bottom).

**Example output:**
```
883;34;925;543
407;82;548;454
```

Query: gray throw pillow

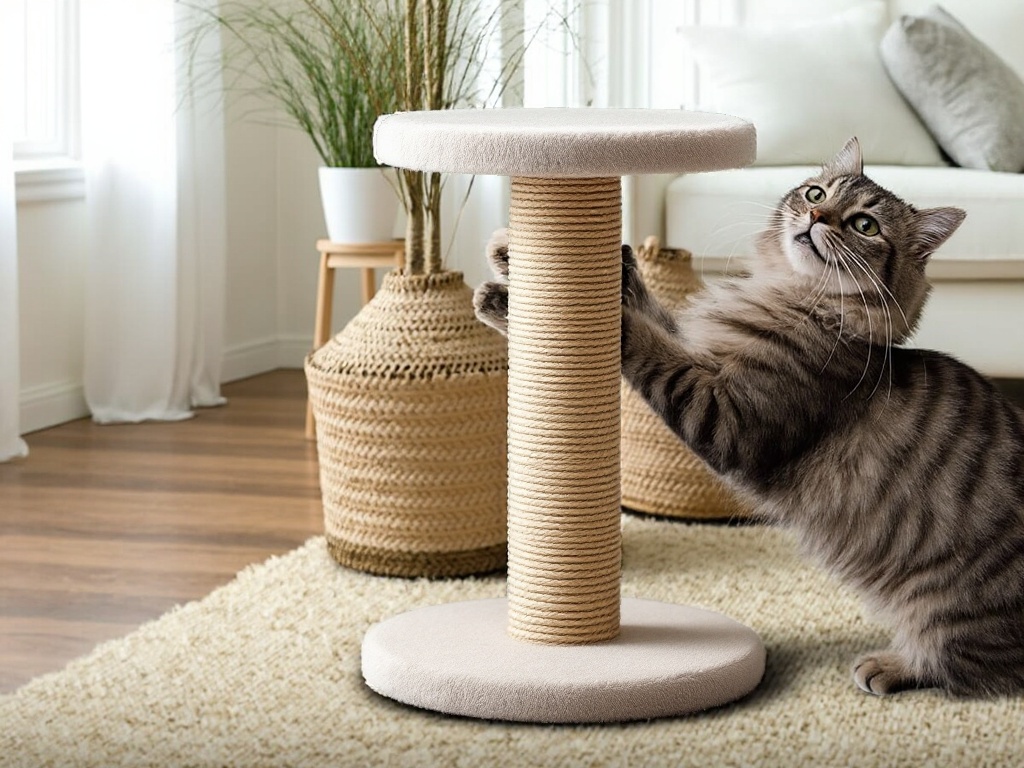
880;5;1024;173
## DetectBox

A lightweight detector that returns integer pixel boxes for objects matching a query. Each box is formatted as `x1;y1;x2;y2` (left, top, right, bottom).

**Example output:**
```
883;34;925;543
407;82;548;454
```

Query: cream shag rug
2;516;1021;768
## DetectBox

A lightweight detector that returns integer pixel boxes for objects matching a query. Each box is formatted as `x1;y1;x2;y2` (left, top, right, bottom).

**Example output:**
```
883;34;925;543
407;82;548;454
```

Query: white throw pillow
682;3;944;167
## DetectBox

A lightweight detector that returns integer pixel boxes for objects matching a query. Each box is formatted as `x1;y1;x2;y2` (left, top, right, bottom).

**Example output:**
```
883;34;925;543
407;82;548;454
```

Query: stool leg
307;251;336;440
361;268;376;305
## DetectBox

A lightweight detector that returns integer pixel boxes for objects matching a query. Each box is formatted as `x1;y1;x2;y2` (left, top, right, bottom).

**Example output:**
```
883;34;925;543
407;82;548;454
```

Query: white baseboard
275;334;313;370
220;334;311;383
20;380;89;435
19;336;312;435
220;337;283;383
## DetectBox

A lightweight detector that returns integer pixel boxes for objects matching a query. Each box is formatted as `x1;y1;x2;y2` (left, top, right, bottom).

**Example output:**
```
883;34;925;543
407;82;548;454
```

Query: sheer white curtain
80;0;226;423
1;2;28;462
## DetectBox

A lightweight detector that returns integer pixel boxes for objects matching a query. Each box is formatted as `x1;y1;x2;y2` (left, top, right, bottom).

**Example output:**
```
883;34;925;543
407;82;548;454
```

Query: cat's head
760;137;965;342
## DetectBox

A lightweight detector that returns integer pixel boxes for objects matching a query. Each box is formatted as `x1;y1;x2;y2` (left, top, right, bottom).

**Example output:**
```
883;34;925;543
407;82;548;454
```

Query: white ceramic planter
318;166;401;243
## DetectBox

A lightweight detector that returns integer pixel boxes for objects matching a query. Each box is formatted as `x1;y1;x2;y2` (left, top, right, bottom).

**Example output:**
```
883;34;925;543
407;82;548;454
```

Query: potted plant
317;0;548;273
191;0;574;577
304;0;571;578
185;0;405;243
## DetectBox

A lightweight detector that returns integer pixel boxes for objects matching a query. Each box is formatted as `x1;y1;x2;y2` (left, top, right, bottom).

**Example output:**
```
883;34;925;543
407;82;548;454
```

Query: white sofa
629;0;1024;376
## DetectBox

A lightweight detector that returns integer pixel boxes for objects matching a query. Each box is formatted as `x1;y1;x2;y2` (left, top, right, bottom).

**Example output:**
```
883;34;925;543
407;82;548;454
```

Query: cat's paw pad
473;281;509;335
853;651;917;696
485;228;510;280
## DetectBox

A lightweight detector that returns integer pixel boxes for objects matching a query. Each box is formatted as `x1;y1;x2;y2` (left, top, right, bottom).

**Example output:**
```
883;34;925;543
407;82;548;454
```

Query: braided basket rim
306;268;508;382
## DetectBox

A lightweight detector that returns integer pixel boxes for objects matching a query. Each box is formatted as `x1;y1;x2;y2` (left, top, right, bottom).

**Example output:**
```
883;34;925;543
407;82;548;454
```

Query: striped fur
618;139;1024;697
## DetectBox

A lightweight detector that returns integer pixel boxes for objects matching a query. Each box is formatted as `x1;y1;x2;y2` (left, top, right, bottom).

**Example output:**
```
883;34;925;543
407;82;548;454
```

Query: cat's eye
852;215;880;236
805;186;826;204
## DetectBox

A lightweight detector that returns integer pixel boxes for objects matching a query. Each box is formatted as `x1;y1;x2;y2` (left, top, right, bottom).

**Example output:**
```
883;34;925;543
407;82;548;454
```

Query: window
520;0;742;110
12;0;83;202
521;0;608;109
647;0;741;110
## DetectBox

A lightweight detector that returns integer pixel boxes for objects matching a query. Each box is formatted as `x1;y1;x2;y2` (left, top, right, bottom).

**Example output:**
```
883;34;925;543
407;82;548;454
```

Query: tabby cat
474;138;1024;697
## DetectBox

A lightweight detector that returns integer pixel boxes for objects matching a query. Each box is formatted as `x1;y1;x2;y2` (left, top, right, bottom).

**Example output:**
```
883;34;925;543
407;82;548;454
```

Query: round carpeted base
361;597;765;724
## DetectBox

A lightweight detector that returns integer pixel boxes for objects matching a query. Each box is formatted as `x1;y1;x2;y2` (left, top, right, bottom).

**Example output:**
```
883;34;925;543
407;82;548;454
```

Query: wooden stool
306;239;404;439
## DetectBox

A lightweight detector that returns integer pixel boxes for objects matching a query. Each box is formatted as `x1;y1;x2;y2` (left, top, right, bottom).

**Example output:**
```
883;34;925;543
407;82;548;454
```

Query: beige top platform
373;108;756;178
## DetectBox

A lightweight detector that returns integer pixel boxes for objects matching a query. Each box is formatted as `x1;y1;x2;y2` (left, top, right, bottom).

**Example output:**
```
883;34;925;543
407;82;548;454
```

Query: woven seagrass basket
305;270;508;577
621;237;751;521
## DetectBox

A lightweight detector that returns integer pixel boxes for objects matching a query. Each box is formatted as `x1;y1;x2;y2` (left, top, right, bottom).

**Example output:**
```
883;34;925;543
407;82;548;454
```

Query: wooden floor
3;369;1024;694
0;370;323;693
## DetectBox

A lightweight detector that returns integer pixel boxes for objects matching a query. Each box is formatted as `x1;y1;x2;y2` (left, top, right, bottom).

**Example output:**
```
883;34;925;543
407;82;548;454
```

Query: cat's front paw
621;244;644;309
620;305;653;382
473;281;509;335
485;228;510;281
853;651;919;696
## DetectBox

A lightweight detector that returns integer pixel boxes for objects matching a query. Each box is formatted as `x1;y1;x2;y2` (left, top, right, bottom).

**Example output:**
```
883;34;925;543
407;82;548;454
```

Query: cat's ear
913;207;966;262
823;137;863;177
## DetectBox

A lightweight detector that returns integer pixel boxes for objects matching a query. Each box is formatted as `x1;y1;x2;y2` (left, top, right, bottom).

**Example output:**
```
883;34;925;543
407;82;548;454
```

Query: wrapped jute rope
621;236;750;521
305;270;509;578
506;176;622;645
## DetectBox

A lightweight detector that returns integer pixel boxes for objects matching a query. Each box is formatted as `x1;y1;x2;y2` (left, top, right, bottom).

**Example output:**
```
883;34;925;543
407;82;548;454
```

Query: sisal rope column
506;176;623;644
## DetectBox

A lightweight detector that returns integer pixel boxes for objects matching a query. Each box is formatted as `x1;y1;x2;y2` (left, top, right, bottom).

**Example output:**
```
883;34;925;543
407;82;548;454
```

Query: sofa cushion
890;0;1024;77
880;6;1024;173
681;2;943;167
736;0;1024;78
739;0;1024;76
664;166;1024;273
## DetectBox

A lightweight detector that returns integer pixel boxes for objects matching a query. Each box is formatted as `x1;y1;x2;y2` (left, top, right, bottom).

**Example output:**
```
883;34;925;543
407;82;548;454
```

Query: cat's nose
809;209;826;224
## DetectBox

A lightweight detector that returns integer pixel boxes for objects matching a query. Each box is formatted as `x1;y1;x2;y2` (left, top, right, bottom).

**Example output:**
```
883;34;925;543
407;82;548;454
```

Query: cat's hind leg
853;650;925;695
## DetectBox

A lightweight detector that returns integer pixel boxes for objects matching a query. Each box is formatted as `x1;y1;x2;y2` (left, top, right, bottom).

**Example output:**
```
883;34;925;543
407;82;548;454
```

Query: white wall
220;110;293;381
268;128;364;372
16;196;88;432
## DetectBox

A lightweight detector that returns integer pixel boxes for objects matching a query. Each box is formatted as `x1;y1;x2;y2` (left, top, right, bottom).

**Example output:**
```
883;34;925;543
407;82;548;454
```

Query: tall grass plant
186;0;574;273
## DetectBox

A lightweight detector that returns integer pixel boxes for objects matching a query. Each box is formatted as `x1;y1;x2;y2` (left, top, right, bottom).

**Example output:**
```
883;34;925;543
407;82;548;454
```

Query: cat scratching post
363;109;764;723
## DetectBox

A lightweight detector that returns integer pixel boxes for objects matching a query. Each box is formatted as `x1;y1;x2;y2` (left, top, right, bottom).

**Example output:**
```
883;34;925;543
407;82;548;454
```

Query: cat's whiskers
834;236;912;336
783;244;843;368
827;235;878;400
835;242;898;402
703;214;777;279
745;201;784;212
802;254;836;319
835;244;901;405
817;258;847;375
761;214;847;368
